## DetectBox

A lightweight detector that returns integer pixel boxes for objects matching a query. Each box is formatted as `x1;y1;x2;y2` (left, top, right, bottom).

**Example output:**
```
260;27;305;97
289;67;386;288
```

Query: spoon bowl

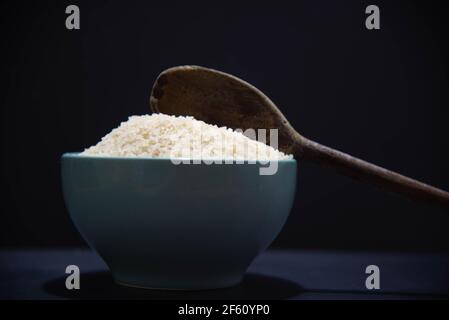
151;66;303;154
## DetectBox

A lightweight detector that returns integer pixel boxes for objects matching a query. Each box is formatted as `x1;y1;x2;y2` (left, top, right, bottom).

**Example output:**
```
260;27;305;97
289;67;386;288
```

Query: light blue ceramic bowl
61;153;297;289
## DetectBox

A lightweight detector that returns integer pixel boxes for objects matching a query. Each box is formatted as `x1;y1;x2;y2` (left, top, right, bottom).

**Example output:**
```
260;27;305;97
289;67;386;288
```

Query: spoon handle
299;138;449;208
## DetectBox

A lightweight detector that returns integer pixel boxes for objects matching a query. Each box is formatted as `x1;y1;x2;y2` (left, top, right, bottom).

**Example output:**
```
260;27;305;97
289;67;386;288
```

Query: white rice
82;114;292;160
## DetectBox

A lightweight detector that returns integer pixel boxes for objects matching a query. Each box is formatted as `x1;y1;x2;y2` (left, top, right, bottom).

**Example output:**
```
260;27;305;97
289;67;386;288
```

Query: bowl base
113;275;243;291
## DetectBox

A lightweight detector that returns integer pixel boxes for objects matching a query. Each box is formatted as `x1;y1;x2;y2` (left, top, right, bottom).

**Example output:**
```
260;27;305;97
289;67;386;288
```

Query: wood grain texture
150;65;449;209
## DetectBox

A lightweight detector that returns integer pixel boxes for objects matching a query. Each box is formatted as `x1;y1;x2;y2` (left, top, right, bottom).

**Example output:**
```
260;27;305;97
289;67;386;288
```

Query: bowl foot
112;274;243;291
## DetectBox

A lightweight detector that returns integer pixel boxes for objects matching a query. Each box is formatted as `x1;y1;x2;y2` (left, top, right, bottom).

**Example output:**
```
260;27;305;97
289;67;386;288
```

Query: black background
1;0;448;252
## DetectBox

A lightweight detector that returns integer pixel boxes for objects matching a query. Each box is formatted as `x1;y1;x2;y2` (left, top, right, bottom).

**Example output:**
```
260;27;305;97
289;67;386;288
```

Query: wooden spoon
150;65;449;208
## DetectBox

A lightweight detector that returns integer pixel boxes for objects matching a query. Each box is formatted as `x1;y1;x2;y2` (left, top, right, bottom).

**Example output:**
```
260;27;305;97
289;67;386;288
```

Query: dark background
1;0;448;252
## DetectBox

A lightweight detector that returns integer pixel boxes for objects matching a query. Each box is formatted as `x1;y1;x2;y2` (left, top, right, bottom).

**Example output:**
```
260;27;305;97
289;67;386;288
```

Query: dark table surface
0;249;448;300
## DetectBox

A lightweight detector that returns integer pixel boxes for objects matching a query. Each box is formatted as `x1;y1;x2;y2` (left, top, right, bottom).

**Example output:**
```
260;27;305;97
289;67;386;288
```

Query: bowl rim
62;152;296;163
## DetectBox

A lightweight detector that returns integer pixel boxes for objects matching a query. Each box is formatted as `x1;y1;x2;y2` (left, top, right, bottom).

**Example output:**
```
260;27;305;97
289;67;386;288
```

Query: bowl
61;153;297;290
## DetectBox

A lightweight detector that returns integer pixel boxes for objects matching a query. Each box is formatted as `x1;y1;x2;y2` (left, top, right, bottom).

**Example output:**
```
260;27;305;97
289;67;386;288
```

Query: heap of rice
82;114;292;160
